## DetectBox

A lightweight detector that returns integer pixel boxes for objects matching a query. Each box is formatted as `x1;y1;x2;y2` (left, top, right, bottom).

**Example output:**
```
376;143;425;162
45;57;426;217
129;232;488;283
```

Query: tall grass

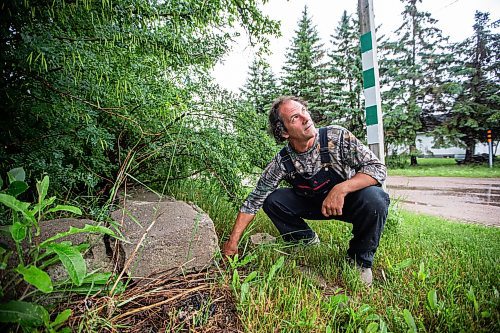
388;157;500;178
167;179;500;332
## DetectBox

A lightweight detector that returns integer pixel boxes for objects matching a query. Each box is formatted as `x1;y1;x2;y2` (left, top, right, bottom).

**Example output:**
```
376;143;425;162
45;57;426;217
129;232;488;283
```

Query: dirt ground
386;176;500;227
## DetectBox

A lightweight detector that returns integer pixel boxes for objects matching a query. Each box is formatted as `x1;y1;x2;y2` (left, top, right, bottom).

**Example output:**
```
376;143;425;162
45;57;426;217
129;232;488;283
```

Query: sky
212;0;499;93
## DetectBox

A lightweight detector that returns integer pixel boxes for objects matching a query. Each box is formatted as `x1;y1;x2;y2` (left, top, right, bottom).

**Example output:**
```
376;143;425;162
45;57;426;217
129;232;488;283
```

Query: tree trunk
410;144;418;166
464;139;475;163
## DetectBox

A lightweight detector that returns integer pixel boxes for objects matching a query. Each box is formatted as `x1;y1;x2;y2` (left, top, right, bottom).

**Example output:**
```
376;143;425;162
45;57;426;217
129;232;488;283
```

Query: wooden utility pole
358;0;385;164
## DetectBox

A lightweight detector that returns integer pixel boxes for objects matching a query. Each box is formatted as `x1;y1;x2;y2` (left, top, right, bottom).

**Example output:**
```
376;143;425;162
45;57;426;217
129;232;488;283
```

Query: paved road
386;176;500;227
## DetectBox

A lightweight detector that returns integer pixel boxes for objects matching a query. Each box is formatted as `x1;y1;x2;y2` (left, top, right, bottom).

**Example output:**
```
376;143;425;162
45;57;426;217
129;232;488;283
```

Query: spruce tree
380;0;452;165
437;11;499;163
325;11;364;139
281;5;326;123
240;57;279;114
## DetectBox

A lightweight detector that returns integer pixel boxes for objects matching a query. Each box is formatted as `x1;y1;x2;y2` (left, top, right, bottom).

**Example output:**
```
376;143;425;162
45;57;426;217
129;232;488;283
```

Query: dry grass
63;269;242;333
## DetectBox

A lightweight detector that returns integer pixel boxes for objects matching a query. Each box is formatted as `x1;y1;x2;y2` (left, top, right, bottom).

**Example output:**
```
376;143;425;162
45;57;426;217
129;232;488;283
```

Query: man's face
279;100;316;145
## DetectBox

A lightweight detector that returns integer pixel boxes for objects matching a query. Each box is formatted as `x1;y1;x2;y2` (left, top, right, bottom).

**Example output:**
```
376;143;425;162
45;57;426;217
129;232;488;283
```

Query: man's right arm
223;154;284;256
222;212;255;256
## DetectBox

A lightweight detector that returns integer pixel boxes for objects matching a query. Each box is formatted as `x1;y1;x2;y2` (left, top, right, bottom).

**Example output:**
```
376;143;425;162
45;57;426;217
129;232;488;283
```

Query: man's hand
322;173;379;217
322;185;347;216
223;240;238;256
223;212;255;257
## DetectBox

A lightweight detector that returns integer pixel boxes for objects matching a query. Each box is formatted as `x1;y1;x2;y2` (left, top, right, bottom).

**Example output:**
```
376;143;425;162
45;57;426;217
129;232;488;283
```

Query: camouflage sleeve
240;155;285;215
340;128;387;185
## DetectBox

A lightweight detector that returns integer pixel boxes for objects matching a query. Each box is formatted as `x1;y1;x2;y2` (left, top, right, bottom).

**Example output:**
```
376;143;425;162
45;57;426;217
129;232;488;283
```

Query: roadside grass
167;180;500;333
388;157;500;178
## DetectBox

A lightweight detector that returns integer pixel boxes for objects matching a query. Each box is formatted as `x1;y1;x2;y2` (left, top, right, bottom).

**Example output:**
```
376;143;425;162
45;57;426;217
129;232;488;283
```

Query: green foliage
386;154;411;169
324;11;365;138
0;301;49;327
0;170;118;331
385;202;403;234
435;11;500;162
15;264;54;294
0;301;72;332
0;0;279;201
380;0;453;165
240;56;279;115
281;5;327;123
403;309;417;333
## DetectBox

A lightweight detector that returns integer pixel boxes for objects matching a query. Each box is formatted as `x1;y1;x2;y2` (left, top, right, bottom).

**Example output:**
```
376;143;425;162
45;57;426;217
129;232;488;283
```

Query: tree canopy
240;56;279;115
0;0;279;200
281;5;326;123
324;10;365;139
435;11;500;161
380;0;452;165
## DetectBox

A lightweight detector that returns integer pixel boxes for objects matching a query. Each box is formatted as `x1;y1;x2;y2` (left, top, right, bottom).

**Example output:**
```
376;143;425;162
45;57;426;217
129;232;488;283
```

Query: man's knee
263;189;282;213
263;188;299;216
352;186;390;215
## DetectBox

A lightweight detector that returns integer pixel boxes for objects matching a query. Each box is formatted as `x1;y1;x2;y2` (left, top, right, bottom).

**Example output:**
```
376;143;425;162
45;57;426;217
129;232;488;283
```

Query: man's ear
281;129;289;140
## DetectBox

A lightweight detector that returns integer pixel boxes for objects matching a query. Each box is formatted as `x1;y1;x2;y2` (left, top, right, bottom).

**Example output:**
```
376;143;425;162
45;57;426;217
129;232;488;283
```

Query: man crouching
223;96;389;286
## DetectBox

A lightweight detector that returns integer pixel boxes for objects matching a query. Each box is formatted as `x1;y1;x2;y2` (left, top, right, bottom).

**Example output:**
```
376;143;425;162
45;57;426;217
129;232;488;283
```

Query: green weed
388;157;500;177
0;168;120;332
168;178;499;332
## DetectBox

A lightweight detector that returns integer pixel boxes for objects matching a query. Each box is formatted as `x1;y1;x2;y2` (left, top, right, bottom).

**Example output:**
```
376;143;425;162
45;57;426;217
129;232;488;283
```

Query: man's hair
268;96;308;143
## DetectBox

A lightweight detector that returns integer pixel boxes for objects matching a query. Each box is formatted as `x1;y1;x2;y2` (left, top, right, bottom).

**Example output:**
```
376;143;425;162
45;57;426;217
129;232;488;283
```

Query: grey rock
37;218;114;283
250;233;276;245
111;198;219;278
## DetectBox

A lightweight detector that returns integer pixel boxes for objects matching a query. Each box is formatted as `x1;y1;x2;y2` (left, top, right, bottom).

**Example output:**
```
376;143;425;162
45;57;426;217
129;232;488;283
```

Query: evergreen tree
281;5;326;123
437;11;499;163
325;11;365;139
240;57;278;114
380;0;452;165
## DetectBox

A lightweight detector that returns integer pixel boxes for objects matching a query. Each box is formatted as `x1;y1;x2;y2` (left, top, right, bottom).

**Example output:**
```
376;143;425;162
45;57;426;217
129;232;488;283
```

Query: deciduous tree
0;0;279;200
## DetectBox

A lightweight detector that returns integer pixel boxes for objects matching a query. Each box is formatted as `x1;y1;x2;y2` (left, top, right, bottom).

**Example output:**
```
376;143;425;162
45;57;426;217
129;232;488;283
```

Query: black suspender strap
280;127;331;172
279;147;295;173
319;127;331;164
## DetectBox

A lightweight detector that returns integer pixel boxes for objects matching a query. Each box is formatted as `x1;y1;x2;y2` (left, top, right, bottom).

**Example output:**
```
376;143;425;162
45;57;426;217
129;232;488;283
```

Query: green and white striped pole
358;0;385;164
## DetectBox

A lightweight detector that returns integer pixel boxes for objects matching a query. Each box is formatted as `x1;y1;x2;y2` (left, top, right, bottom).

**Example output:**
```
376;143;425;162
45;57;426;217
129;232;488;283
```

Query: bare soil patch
63;270;242;332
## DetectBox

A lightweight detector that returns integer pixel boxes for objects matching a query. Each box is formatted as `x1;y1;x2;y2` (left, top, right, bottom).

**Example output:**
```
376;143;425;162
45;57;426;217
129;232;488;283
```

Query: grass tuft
388;157;500;178
148;179;500;332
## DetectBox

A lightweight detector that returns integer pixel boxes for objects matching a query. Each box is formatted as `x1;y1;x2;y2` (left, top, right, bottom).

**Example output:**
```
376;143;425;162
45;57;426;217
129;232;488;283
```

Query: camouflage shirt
240;125;387;215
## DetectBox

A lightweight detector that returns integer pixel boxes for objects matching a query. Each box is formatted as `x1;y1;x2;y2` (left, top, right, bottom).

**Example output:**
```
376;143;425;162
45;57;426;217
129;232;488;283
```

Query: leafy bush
386;154;410;169
0;0;279;202
0;168;119;331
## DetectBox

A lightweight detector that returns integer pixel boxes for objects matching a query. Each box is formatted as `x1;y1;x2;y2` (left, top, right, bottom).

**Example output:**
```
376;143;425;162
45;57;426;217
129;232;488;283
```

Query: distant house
415;134;491;157
388;133;492;158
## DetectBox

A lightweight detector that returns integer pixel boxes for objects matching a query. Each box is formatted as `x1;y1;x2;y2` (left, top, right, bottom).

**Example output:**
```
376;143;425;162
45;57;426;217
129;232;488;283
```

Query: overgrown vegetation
167;179;499;333
1;0;498;332
0;168;119;332
0;0;279;200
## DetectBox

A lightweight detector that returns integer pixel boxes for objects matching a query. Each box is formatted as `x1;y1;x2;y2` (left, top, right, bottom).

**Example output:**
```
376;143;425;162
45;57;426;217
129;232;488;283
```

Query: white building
388;133;493;157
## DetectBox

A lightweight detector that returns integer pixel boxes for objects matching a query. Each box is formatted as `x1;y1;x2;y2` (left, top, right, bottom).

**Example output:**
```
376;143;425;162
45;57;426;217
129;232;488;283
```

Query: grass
167;179;500;333
388;157;500;178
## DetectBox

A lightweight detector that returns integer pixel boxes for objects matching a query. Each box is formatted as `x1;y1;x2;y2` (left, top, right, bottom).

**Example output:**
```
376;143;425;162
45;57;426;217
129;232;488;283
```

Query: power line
436;0;460;12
